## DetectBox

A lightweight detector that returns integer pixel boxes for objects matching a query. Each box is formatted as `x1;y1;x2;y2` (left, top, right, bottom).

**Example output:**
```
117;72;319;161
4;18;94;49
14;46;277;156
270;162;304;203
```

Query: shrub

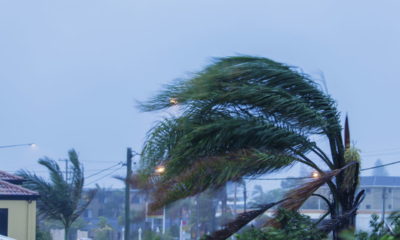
236;209;327;240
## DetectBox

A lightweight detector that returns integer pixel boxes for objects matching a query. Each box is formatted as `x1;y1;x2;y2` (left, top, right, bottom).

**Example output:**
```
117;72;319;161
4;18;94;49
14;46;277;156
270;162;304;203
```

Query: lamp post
124;150;167;237
125;148;133;240
124;148;142;240
0;143;36;149
154;165;166;234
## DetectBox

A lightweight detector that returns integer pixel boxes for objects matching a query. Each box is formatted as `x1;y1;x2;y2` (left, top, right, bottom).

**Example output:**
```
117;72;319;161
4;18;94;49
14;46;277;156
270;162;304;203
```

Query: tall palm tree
18;149;96;240
138;56;364;239
250;185;283;207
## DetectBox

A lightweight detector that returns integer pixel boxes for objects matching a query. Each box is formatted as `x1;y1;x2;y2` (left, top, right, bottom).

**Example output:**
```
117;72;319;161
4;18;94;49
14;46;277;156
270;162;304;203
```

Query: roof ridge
0;170;24;180
0;180;39;196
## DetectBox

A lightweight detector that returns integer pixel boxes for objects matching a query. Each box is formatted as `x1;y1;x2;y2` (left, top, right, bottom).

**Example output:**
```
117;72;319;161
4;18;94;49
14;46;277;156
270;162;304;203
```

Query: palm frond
148;150;296;210
276;169;341;215
140;56;341;134
270;162;357;228
142;115;316;180
204;199;288;240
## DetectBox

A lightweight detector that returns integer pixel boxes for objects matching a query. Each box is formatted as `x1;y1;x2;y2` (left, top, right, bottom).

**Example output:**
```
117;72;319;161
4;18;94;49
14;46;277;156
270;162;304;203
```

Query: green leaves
140;56;340;134
235;209;327;240
149;150;296;210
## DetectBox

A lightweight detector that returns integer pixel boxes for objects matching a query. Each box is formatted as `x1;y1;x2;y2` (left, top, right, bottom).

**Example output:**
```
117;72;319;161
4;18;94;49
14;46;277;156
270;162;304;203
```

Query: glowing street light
169;98;178;105
155;165;166;175
311;170;321;179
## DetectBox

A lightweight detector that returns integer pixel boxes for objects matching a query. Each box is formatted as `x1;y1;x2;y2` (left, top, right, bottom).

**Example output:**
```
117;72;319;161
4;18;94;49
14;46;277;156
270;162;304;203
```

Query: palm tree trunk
64;225;70;240
334;164;360;240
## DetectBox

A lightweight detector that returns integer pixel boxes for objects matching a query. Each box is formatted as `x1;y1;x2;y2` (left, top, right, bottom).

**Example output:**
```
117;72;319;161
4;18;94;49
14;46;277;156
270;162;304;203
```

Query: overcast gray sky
1;0;399;189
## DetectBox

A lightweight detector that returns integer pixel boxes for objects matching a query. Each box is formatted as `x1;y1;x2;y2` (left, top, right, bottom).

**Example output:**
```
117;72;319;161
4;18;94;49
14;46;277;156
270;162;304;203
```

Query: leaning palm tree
18;149;96;240
138;56;364;239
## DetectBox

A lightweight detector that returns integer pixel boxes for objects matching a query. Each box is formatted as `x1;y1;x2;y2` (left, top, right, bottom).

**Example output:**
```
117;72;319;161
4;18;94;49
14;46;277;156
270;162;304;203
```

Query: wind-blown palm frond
149;149;296;210
203;199;288;240
140;56;340;133
277;169;341;213
140;117;186;169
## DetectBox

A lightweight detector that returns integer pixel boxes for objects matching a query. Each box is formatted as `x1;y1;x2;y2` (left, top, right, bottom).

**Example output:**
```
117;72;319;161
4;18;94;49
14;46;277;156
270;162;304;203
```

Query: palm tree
138;56;364;239
18;149;96;240
250;185;283;207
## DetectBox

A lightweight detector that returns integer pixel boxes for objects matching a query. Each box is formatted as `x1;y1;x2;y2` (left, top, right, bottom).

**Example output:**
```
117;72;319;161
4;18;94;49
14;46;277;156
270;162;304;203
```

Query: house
81;188;124;240
0;171;39;240
298;175;400;230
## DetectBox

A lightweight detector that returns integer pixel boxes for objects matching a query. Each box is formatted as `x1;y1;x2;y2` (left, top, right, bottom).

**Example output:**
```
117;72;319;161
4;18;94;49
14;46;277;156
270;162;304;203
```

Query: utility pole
382;187;387;221
125;148;133;240
59;159;69;182
162;206;166;234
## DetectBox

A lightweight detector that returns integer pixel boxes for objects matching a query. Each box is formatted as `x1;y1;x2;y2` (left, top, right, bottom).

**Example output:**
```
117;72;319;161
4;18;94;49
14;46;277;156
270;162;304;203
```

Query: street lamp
155;165;166;175
169;98;178;105
152;164;167;234
311;170;321;179
0;143;36;149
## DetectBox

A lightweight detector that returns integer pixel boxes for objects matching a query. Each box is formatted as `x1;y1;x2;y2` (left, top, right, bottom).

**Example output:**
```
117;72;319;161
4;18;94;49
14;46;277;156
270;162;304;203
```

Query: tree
138;56;364;239
340;212;400;239
94;217;113;240
18;149;96;240
373;159;389;176
250;185;283;207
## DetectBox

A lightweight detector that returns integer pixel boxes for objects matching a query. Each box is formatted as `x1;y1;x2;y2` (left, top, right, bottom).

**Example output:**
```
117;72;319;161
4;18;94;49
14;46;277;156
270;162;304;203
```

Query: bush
236;209;327;240
340;213;400;240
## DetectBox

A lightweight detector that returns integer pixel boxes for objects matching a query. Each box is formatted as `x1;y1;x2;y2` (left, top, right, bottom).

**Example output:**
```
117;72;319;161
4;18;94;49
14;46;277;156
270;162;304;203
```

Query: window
388;188;392;193
131;195;140;204
366;204;371;209
0;209;8;236
389;204;392;209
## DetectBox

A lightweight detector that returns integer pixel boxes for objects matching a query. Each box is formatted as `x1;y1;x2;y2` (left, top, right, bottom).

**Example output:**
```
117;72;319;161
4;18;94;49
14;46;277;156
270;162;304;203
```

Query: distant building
358;176;400;211
0;170;39;240
299;176;400;231
81;188;124;240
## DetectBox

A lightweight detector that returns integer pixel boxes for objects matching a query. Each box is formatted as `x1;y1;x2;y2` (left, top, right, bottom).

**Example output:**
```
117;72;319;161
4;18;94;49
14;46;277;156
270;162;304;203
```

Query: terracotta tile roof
0;170;24;184
0;180;39;200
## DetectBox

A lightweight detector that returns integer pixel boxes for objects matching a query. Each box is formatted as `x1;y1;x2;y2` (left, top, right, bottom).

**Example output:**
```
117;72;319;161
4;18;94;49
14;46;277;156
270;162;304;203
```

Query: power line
360;160;400;172
248;160;400;181
84;166;124;187
85;162;123;179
